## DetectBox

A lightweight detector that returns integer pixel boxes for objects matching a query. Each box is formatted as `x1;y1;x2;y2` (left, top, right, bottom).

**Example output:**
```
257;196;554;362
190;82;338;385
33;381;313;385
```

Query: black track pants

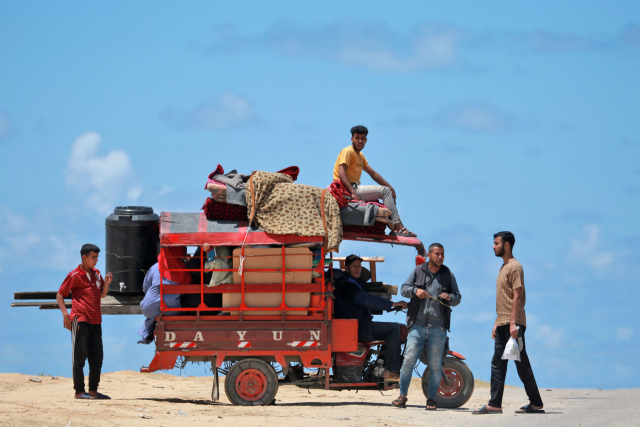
71;318;103;394
488;325;543;408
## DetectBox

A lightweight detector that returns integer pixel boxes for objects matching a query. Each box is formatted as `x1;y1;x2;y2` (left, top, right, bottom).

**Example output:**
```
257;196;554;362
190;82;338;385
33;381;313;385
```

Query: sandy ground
0;371;638;427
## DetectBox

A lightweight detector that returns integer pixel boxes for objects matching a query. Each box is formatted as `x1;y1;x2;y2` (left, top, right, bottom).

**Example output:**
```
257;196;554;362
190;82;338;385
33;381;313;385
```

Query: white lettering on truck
194;332;204;341
310;330;321;340
165;332;176;342
272;331;283;341
237;331;247;340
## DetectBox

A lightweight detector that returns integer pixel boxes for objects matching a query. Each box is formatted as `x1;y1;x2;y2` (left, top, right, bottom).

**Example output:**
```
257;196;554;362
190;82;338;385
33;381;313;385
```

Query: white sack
502;337;521;361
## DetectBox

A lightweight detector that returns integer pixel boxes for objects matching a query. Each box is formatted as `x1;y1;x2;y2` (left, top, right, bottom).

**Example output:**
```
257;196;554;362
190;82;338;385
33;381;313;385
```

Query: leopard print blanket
246;171;343;252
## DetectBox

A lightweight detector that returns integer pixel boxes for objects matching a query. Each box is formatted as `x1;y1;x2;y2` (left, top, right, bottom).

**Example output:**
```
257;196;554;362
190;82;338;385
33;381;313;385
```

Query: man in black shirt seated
334;254;407;382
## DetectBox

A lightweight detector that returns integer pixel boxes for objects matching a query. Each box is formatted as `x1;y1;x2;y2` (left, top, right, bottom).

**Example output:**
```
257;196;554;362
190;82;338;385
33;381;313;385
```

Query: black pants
71;319;103;394
489;324;543;408
371;322;402;374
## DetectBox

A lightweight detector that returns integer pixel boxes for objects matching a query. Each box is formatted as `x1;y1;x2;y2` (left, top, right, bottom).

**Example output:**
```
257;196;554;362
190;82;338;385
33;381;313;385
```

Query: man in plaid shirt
56;244;112;399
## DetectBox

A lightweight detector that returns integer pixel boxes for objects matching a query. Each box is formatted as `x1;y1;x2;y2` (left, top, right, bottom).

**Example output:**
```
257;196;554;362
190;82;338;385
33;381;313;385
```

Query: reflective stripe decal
288;341;319;347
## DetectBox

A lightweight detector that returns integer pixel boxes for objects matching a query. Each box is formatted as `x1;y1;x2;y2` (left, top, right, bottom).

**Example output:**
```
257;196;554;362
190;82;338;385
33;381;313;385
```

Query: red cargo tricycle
141;212;474;408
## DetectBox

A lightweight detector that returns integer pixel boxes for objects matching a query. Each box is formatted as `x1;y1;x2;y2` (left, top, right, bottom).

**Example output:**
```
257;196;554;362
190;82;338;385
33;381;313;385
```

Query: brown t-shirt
495;259;526;327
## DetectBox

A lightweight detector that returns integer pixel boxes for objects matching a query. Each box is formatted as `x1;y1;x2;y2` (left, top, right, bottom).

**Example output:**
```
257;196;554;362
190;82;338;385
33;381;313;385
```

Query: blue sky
1;1;639;389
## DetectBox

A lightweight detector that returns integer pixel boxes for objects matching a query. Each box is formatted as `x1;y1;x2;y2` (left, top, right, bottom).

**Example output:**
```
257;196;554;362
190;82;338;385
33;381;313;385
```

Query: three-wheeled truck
140;212;475;407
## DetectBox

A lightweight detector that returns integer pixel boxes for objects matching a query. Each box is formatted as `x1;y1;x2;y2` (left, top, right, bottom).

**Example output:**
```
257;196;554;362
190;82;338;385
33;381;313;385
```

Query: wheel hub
438;368;463;397
235;369;267;401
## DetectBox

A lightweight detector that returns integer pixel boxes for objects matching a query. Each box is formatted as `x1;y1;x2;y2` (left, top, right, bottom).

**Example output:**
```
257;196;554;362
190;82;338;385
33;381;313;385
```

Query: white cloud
535;324;565;348
617;327;634;341
210;22;460;73
159;92;254;130
433;102;511;134
0;206;80;272
566;223;614;273
158;186;174;196
65;132;141;214
126;186;143;201
333;25;459;72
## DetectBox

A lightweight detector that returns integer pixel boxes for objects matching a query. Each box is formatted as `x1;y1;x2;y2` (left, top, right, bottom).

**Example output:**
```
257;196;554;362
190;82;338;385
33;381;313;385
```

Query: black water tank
105;206;160;295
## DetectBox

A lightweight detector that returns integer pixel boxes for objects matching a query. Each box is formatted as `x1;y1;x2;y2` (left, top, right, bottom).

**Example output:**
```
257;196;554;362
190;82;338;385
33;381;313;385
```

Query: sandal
95;393;111;400
515;404;544;414
425;398;437;411
391;395;407;408
390;227;417;238
75;393;96;400
473;405;502;415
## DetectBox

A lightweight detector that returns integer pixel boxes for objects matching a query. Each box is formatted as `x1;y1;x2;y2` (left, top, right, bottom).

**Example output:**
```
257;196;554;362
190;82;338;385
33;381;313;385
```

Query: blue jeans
399;325;447;398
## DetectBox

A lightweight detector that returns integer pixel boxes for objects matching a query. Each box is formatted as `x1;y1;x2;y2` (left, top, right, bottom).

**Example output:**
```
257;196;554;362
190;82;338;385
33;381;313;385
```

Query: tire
421;356;474;408
224;358;279;406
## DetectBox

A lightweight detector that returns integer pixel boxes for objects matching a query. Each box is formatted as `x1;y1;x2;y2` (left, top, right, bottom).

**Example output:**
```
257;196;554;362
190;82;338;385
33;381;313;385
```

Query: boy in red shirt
56;244;113;399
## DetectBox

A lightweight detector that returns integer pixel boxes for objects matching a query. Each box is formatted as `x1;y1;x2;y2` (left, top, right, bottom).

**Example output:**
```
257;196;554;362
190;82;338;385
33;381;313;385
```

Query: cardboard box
223;247;312;316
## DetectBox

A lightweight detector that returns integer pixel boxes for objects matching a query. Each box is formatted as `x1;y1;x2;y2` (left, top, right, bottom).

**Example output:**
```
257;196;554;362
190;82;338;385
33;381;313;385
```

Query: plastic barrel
105;206;160;295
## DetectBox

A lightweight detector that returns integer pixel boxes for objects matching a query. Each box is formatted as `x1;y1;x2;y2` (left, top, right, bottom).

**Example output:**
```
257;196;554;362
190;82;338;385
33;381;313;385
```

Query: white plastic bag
502;337;521;361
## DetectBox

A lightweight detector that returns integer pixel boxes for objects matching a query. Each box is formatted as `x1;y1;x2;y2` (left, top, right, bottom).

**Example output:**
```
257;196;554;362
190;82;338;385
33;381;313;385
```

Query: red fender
447;350;466;360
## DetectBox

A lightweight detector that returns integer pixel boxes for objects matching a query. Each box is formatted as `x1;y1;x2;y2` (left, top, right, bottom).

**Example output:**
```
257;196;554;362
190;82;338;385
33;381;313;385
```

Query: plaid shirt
59;265;104;324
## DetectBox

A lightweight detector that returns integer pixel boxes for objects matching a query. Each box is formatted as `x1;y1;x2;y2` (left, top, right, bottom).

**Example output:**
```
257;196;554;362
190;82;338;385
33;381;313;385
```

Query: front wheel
224;358;279;406
421;356;474;408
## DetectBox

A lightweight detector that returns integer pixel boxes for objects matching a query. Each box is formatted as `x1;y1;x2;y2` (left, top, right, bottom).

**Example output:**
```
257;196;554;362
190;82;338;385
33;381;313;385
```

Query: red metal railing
158;245;327;321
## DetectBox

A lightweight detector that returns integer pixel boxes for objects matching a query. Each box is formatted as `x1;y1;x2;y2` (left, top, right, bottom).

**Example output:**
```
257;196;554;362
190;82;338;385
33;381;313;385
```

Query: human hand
63;314;72;331
438;292;451;301
203;243;211;253
350;191;358;200
491;324;497;340
510;323;518;339
392;301;408;310
415;289;428;299
104;272;113;287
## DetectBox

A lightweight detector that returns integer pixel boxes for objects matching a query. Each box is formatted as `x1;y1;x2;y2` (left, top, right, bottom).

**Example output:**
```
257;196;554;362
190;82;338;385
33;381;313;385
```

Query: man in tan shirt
474;231;544;415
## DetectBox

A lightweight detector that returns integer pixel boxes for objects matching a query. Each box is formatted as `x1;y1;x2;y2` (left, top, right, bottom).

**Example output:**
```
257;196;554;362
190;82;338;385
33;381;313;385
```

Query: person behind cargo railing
137;246;190;344
179;244;229;315
332;125;417;237
56;244;112;400
333;254;408;382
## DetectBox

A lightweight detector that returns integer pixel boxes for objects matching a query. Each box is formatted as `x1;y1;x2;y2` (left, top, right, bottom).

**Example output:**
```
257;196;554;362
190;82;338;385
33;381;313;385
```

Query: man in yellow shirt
333;125;416;237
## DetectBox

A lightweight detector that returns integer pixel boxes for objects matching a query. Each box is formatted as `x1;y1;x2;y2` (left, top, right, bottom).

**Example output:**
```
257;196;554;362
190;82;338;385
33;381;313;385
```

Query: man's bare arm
102;272;112;298
510;287;523;338
363;165;396;199
57;292;71;330
338;164;357;199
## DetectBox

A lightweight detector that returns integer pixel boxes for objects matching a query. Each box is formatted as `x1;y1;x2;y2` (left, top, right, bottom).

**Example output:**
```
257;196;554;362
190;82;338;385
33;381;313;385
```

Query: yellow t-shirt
333;145;369;184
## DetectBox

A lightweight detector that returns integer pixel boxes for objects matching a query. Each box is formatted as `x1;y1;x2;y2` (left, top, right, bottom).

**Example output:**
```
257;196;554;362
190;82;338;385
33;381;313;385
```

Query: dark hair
493;231;515;249
81;244;101;257
350;125;368;136
428;243;444;252
345;254;363;266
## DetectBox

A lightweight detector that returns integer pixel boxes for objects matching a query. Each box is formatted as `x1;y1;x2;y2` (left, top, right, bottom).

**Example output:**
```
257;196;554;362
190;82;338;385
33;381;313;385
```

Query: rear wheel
421;356;474;408
224;358;279;406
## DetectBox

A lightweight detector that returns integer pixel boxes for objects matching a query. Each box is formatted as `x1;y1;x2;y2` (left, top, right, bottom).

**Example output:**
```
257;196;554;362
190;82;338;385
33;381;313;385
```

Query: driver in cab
333;254;407;382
